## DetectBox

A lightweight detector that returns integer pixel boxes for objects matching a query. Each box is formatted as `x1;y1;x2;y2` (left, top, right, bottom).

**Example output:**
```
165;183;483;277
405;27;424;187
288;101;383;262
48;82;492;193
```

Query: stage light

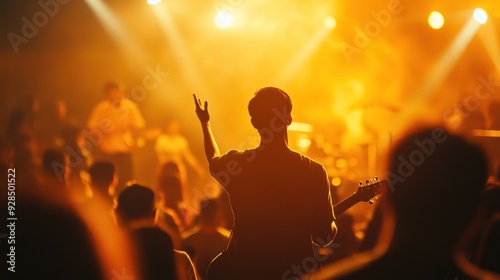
214;11;234;29
323;16;336;30
428;11;444;29
473;8;488;24
147;0;161;5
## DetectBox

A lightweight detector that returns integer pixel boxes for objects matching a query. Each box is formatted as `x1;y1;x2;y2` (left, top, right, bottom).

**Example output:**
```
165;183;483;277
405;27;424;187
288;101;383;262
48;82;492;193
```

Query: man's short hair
115;184;156;222
248;87;292;129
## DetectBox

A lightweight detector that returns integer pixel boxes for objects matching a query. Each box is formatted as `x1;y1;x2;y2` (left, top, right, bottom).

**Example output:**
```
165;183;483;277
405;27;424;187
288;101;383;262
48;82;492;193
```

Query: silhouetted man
114;183;198;280
194;87;336;280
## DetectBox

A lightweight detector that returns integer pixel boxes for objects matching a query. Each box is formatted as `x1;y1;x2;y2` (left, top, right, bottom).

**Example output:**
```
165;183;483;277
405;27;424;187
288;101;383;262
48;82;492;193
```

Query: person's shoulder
220;149;253;159
210;149;254;169
291;150;326;169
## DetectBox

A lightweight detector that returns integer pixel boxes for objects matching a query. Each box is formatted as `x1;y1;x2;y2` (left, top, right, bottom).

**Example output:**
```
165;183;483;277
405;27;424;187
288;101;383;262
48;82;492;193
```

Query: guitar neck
333;193;361;217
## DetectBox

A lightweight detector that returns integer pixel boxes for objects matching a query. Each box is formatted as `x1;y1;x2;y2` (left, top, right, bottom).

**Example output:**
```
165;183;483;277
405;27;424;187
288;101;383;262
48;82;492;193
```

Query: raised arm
193;94;220;162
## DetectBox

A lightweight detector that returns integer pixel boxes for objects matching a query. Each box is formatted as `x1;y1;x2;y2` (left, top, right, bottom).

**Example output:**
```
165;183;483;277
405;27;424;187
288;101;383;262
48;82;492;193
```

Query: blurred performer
87;81;145;189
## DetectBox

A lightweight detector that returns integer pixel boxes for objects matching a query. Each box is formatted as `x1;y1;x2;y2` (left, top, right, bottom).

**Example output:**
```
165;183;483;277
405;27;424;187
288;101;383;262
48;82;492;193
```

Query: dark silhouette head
386;127;489;246
88;161;115;196
19;195;105;279
248;87;293;130
115;184;156;224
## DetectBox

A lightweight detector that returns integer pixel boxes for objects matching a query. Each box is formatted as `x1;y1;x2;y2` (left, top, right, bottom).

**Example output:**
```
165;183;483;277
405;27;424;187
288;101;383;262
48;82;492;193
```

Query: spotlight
428;11;444;29
147;0;161;5
214;11;234;29
323;16;336;30
473;8;488;24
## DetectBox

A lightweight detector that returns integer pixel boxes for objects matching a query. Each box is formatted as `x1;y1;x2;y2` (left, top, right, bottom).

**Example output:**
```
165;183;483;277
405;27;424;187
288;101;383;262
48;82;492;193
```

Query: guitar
333;177;389;217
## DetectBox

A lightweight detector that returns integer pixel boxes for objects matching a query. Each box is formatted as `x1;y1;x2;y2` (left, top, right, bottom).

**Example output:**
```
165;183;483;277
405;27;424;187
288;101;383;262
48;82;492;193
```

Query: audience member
114;183;198;280
88;160;117;209
181;199;230;279
37;99;69;152
41;148;68;190
61;121;94;201
17;183;105;279
312;126;493;280
156;162;195;232
194;88;337;280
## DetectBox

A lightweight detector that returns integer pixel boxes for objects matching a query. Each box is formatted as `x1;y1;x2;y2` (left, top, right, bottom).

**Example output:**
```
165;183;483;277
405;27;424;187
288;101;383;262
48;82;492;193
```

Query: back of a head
387;127;488;236
19;194;105;279
89;161;115;194
248;87;292;129
116;184;156;223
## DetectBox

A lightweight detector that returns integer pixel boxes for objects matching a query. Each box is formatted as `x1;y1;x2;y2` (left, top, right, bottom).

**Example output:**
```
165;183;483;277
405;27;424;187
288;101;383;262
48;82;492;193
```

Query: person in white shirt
87;81;145;190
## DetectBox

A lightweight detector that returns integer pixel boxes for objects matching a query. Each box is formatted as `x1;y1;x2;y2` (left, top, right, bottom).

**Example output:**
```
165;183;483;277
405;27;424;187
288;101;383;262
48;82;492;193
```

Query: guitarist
194;87;337;280
87;81;146;190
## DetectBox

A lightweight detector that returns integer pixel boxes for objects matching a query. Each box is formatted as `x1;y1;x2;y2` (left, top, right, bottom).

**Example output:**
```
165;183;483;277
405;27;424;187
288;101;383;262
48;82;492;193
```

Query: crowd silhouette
2;84;500;280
